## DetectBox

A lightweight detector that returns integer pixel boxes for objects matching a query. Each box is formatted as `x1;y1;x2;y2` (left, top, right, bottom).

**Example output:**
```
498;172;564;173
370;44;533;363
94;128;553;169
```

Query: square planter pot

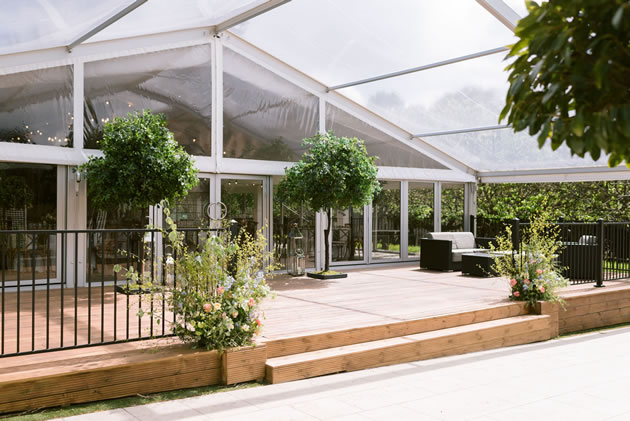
307;272;348;280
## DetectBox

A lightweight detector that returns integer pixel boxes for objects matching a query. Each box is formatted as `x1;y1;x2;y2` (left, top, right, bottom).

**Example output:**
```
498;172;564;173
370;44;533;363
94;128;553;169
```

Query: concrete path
60;327;630;420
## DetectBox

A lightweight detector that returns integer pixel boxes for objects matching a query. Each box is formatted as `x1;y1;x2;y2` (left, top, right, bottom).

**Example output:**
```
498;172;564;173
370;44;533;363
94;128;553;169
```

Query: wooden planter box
0;342;266;414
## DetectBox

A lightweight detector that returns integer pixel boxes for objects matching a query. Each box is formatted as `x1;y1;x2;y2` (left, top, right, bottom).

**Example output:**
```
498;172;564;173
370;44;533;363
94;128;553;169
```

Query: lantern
287;223;305;276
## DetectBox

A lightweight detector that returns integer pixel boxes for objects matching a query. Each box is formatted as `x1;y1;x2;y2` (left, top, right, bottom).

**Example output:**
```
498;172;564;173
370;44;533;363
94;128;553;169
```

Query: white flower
242;324;249;332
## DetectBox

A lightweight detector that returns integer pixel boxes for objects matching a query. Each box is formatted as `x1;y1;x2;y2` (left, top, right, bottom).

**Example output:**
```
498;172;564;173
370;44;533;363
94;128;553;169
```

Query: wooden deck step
265;314;551;384
263;302;529;358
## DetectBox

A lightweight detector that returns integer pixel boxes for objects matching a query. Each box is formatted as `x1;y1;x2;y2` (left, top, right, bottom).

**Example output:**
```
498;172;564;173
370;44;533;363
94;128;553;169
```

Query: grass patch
1;382;261;421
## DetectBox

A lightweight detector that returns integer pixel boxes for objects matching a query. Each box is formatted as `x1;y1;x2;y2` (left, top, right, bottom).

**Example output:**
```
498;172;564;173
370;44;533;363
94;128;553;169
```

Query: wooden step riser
265;302;529;358
266;316;550;384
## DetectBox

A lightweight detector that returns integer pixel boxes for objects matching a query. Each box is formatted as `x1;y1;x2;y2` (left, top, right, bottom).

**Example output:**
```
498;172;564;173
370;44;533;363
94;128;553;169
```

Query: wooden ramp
263;302;552;384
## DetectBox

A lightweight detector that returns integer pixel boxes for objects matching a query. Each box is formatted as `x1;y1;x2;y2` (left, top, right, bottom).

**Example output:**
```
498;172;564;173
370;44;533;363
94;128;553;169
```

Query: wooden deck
1;265;630;413
261;264;514;340
1;263;628;356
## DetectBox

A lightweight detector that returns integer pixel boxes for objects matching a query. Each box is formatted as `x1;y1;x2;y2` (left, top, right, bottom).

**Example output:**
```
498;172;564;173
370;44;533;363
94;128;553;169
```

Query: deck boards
1;264;627;357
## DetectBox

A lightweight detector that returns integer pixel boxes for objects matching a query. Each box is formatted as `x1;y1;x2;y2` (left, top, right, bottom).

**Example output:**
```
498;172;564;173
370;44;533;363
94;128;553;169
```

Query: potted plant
278;132;380;279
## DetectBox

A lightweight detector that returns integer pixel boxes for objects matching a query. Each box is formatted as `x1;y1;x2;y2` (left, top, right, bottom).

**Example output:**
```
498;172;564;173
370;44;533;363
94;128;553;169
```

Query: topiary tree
79;110;198;211
278;132;380;272
501;0;630;167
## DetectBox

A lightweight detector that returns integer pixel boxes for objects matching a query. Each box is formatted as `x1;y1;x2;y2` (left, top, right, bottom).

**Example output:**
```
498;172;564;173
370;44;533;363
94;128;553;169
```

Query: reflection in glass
222;179;264;238
372;181;401;260
442;183;465;232
84;45;212;155
272;176;315;270
223;47;319;161
0;163;57;282
86;189;147;283
172;179;210;229
332;207;364;262
0;66;73;147
326;105;446;169
408;182;434;258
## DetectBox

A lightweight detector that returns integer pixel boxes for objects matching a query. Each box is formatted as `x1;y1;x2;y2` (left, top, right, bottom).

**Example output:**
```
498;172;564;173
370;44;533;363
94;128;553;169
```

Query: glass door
371;181;402;262
331;206;367;265
219;175;270;250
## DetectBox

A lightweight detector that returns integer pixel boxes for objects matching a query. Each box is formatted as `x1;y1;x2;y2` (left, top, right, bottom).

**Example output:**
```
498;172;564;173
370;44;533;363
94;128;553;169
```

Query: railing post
595;218;605;287
511;218;520;253
469;215;476;236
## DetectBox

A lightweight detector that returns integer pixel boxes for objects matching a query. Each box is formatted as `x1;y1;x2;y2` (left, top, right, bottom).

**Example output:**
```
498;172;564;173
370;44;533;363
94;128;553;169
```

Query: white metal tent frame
0;0;628;183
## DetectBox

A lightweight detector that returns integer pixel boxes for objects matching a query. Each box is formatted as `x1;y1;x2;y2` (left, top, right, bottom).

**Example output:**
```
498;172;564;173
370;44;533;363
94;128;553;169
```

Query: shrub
79;110;198;210
491;209;568;307
115;207;274;351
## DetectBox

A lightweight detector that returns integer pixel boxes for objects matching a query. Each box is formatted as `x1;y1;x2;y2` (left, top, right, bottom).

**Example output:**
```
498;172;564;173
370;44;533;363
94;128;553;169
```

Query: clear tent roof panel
0;0;133;55
91;0;263;43
338;52;511;135
422;128;609;171
231;0;517;86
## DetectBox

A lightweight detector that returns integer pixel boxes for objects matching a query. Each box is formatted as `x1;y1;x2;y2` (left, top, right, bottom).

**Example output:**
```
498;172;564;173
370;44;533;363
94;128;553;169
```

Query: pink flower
514;291;520;297
203;303;212;313
248;298;255;307
539;286;545;293
509;279;517;287
536;269;543;275
255;318;261;326
216;286;225;294
524;279;530;284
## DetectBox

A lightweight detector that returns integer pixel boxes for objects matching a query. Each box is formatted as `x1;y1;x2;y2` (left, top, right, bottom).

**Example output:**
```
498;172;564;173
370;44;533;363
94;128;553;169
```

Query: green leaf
571;112;585;136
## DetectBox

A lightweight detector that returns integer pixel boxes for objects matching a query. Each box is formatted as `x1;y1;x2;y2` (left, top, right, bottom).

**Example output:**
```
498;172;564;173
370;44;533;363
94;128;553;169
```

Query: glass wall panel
223;47;319;161
172;178;210;229
408;182;434;258
326;105;446;169
0;66;73;147
338;53;510;135
272;176;315;270
423;128;608;172
86;190;146;283
371;181;401;261
442;183;465;232
0;163;57;282
232;0;515;85
84;45;212;155
332;207;364;263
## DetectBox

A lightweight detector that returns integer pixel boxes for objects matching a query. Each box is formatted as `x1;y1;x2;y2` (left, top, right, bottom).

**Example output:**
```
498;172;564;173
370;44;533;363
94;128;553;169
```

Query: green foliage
114;206;274;351
278;132;380;212
478;181;630;222
501;0;630;167
491;208;568;307
278;132;380;270
0;175;32;209
79;110;198;210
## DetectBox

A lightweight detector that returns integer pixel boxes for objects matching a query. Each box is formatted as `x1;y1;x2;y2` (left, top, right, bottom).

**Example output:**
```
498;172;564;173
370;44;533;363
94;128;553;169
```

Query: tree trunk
324;208;331;272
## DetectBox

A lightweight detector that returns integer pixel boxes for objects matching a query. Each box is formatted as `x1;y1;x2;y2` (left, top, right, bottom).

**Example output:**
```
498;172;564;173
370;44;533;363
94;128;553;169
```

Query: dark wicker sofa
420;232;488;271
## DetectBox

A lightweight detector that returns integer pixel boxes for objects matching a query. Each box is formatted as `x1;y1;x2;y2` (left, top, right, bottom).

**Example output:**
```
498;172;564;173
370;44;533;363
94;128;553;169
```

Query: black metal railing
0;227;221;358
471;216;630;286
507;219;630;286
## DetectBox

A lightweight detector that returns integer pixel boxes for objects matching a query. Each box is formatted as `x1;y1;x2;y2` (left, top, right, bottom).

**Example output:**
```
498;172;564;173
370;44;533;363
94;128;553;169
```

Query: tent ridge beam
215;0;292;34
476;0;521;32
327;46;509;91
66;0;148;52
413;124;511;138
